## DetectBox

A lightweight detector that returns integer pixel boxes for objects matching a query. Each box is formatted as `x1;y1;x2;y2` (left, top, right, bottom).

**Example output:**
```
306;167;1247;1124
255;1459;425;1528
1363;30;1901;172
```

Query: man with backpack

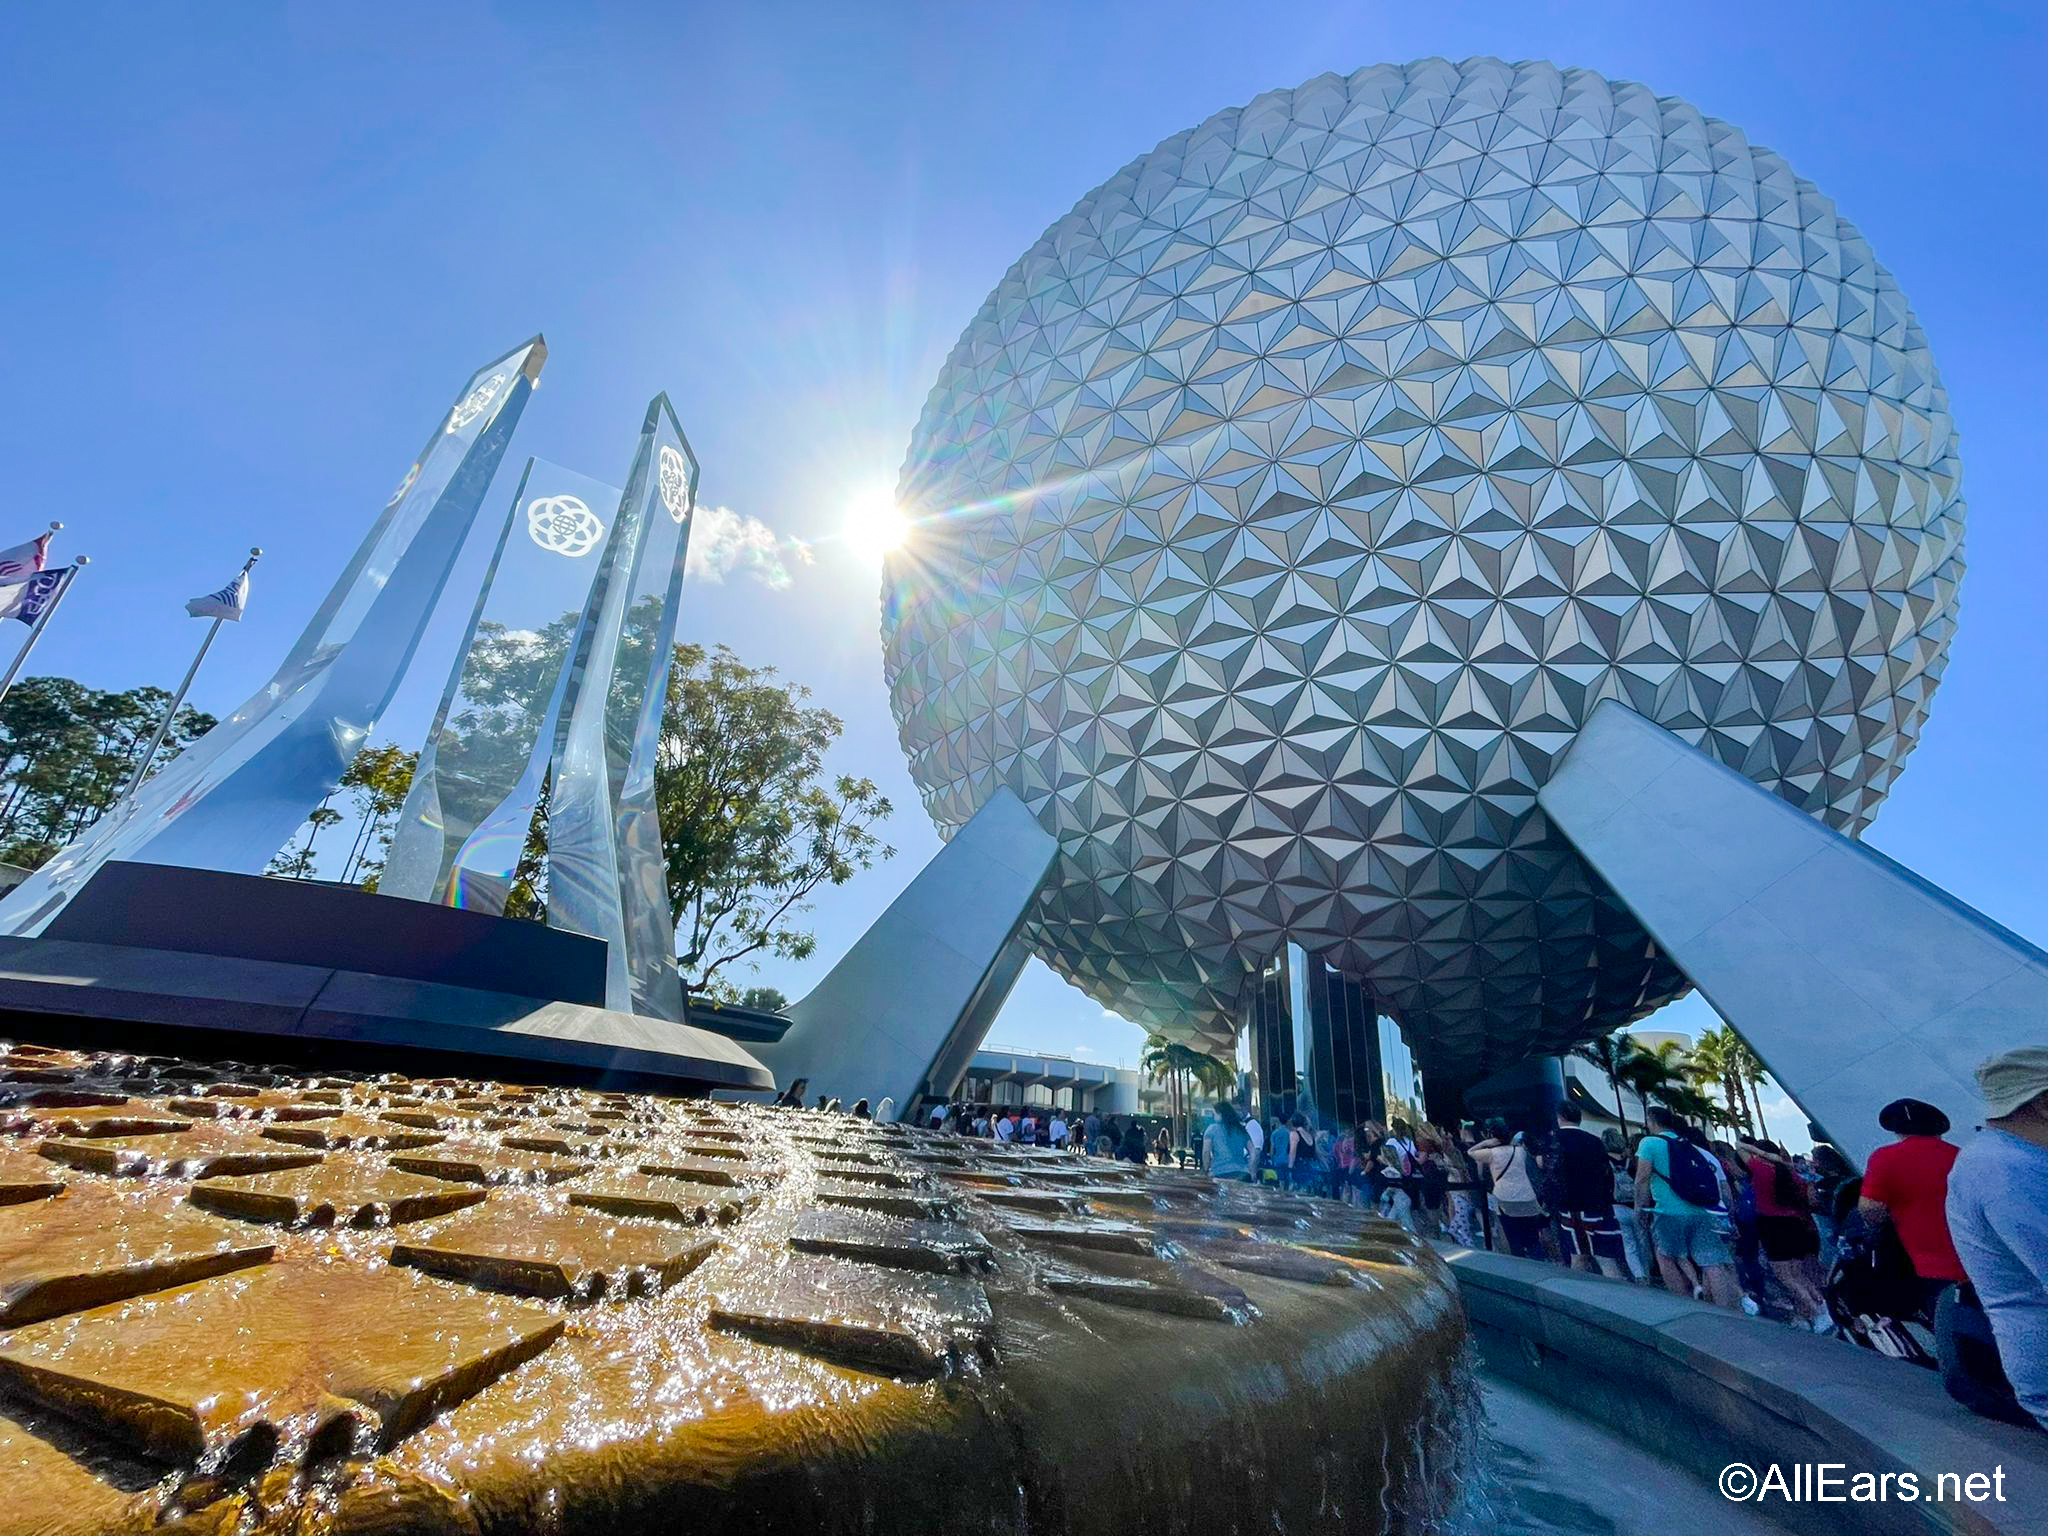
1635;1104;1743;1308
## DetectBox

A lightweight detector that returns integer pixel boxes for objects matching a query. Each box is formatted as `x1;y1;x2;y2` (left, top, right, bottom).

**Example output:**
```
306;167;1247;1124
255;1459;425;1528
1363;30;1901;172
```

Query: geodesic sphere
881;58;1964;1082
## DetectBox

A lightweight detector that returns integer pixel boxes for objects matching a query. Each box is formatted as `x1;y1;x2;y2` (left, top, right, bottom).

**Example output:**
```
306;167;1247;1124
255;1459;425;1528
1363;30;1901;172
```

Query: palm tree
1687;1027;1751;1135
1729;1035;1772;1141
1140;1034;1236;1149
1569;1031;1635;1137
1617;1039;1733;1130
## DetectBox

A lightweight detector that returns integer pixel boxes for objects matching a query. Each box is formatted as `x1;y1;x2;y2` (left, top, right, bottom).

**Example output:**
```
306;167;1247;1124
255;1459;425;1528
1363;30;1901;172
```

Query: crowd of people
1188;1047;2047;1437
774;1045;2046;1436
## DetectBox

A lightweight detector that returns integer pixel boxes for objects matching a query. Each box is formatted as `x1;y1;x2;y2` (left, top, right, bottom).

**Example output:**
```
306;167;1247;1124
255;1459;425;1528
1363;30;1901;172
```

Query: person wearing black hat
1859;1097;1966;1314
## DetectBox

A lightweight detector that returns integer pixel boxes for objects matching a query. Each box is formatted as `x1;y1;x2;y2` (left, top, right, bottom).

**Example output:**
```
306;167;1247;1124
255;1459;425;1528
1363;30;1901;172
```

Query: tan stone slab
1000;1215;1155;1256
1041;1267;1240;1321
790;1209;993;1275
568;1173;750;1226
189;1161;488;1228
0;1087;127;1110
809;1163;919;1189
667;1140;747;1160
0;1261;561;1464
0;1409;151;1535
259;1115;445;1152
814;1181;950;1220
708;1256;992;1378
389;1149;593;1186
1205;1240;1378;1288
500;1132;628;1159
35;1106;192;1138
391;1203;718;1302
0;1193;272;1324
637;1156;771;1188
37;1130;324;1181
967;1186;1080;1216
0;1145;64;1205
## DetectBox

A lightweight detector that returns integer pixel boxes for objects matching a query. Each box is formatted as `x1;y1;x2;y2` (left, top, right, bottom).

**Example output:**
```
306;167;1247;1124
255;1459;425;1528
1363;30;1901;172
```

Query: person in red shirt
1859;1097;1967;1313
1742;1138;1828;1330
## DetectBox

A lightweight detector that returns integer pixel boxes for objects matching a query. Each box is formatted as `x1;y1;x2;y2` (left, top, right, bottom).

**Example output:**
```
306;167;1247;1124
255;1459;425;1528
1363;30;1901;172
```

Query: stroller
1823;1215;1934;1365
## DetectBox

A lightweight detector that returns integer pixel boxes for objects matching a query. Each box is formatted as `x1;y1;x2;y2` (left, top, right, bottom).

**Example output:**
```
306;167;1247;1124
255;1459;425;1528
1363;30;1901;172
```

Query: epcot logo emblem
445;373;507;435
658;445;691;523
526;494;605;558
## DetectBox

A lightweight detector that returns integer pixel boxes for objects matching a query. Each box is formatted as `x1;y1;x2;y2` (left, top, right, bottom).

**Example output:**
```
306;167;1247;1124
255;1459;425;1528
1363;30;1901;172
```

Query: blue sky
3;2;2044;1111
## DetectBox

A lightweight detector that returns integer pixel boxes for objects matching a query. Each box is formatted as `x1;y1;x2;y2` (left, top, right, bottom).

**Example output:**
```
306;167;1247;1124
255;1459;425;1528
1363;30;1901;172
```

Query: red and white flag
0;531;53;587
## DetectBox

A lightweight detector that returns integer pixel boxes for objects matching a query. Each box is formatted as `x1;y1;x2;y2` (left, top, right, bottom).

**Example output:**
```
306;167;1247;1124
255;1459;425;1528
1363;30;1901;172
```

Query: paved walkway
1473;1372;1789;1535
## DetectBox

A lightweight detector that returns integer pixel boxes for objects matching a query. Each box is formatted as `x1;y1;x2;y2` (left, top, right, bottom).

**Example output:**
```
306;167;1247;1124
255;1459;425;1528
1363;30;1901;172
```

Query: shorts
1651;1209;1735;1268
1556;1209;1625;1264
1755;1213;1819;1262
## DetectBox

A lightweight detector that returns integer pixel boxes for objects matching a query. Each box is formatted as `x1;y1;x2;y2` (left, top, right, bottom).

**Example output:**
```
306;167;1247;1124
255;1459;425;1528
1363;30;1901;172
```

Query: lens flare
843;485;909;560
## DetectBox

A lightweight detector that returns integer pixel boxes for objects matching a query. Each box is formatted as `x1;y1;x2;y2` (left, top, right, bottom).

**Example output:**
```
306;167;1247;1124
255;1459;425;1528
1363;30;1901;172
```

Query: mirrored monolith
0;337;547;936
546;395;698;1020
381;458;620;912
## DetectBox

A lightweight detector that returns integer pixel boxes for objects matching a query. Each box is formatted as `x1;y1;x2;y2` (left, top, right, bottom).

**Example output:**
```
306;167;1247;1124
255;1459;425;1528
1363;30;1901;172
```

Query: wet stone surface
0;1038;1466;1536
0;1261;561;1462
707;1254;995;1377
37;1130;325;1181
389;1200;719;1302
188;1159;488;1229
0;1187;273;1324
790;1208;995;1274
568;1172;750;1225
0;1146;64;1205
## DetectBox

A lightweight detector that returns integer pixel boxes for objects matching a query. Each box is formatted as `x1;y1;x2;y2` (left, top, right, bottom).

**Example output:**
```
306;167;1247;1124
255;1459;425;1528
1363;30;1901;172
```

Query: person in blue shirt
1634;1104;1742;1309
1946;1047;2048;1431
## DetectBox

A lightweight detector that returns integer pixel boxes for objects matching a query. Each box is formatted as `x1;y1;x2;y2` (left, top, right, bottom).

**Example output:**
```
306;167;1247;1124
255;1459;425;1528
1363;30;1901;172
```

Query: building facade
1239;943;1423;1132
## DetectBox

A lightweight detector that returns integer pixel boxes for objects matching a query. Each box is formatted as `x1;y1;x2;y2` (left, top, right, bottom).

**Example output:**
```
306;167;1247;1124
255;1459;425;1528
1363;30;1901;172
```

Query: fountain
0;1037;1469;1535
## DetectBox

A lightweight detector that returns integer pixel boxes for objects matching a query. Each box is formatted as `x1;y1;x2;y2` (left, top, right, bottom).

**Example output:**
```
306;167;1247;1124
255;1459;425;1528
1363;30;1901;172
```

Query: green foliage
1140;1033;1236;1147
657;643;892;989
334;743;419;890
0;675;215;869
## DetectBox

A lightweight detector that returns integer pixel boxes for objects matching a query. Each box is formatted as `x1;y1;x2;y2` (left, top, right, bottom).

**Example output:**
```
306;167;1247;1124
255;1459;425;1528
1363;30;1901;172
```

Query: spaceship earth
881;57;1965;1085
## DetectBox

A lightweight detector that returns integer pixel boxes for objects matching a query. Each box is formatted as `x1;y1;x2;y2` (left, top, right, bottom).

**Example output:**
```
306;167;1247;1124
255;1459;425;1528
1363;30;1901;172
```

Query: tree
1569;1031;1636;1138
0;676;215;869
335;744;419;889
1140;1033;1235;1150
657;643;892;989
1687;1026;1758;1137
1615;1038;1730;1130
267;801;341;879
1729;1034;1773;1141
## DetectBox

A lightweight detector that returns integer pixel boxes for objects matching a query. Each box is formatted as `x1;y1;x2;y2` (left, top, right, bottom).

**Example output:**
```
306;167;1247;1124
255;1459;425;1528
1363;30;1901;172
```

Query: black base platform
0;863;768;1094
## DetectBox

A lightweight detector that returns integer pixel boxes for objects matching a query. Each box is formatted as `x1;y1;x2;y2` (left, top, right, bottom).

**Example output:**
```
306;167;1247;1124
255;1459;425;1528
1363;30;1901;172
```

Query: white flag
0;531;53;588
186;568;250;621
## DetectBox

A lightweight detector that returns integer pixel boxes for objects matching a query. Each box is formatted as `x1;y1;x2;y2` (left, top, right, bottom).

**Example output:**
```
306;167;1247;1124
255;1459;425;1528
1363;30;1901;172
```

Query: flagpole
0;541;84;713
120;547;261;805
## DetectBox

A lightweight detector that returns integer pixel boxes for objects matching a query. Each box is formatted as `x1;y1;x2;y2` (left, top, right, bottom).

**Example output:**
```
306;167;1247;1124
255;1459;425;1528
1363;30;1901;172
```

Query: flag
0;568;66;627
186;568;250;621
0;531;54;587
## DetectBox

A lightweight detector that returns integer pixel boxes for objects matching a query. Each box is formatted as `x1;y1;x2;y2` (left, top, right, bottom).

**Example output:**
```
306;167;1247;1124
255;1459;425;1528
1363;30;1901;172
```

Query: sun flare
844;484;910;560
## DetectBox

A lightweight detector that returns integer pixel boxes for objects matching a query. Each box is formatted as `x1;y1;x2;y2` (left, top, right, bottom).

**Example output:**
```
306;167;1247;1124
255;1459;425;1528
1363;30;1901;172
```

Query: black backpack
1657;1134;1722;1208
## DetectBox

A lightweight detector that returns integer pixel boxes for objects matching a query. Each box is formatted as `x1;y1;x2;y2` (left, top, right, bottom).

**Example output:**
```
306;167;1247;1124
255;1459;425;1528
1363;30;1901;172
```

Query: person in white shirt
995;1113;1016;1142
1245;1114;1266;1174
1049;1114;1070;1149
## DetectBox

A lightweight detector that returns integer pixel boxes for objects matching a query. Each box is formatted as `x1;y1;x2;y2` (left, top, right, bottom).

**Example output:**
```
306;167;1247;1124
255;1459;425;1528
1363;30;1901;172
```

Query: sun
843;484;910;560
